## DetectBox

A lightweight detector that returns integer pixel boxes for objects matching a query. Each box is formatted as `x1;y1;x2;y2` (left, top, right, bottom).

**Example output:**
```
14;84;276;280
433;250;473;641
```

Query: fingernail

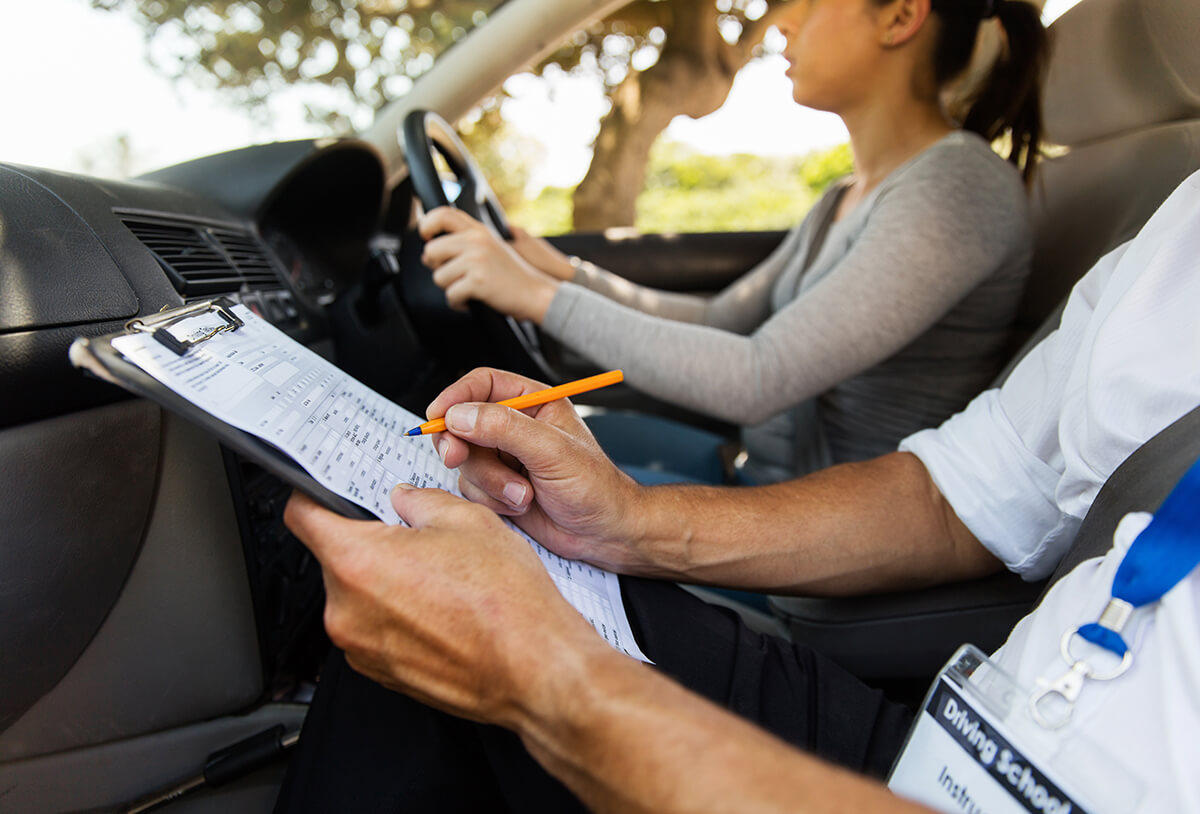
392;482;416;495
502;481;527;508
447;404;478;432
435;436;448;464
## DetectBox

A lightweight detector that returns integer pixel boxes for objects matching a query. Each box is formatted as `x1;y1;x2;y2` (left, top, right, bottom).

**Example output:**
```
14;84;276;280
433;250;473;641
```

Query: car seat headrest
1043;0;1200;147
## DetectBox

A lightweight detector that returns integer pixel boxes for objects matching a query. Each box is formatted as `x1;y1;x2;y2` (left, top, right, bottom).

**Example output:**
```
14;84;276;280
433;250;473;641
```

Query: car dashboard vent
121;215;283;297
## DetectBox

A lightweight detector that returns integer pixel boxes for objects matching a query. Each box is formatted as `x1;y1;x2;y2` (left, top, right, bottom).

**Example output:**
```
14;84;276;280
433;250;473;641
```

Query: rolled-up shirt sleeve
899;170;1200;581
900;390;1079;580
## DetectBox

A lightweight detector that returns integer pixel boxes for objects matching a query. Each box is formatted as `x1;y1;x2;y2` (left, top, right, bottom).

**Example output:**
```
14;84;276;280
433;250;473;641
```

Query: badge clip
1030;626;1132;729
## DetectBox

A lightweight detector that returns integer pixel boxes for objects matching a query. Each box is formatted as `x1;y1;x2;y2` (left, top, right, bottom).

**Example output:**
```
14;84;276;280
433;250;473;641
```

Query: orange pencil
405;370;624;436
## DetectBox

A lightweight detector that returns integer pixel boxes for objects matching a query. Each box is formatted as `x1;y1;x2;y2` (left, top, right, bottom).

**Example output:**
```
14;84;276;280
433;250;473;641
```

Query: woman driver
419;0;1048;486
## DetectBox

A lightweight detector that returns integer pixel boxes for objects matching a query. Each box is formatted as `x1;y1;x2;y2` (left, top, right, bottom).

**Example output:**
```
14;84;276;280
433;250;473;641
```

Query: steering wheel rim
401;108;556;383
403;109;513;241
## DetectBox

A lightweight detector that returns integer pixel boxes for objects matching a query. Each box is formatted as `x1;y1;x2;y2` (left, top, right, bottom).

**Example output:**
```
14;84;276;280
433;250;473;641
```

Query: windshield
2;0;1081;232
1;0;509;178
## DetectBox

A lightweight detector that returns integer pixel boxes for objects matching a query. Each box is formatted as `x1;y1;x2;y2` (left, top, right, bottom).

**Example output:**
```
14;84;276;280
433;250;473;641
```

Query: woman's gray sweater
542;132;1033;483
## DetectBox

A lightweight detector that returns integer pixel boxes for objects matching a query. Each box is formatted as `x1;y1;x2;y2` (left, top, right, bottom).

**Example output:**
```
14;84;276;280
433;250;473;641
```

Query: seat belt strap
1041;403;1200;598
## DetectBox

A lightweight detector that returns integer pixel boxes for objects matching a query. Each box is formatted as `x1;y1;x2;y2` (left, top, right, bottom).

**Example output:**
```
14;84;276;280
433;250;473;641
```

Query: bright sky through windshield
2;0;328;177
2;0;1081;183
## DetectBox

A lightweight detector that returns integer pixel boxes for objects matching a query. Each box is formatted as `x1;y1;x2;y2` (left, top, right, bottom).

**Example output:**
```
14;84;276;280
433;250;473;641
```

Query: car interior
1;0;1197;811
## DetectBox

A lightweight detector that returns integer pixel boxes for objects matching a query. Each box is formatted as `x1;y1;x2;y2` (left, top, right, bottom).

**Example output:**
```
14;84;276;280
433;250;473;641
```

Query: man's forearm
619;452;1000;596
512;638;932;814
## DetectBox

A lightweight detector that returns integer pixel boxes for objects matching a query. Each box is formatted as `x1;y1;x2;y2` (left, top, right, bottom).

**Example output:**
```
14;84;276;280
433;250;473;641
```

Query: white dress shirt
901;169;1200;812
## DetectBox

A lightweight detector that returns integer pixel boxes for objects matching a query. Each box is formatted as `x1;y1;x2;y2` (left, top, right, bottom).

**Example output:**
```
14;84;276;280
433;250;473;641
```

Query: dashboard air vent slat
122;216;283;297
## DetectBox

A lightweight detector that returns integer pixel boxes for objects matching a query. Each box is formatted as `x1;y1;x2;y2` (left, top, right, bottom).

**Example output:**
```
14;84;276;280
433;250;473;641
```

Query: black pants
274;577;914;813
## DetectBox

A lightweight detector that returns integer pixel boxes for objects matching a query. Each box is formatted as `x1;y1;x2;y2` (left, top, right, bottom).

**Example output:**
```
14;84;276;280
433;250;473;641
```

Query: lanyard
1031;454;1200;728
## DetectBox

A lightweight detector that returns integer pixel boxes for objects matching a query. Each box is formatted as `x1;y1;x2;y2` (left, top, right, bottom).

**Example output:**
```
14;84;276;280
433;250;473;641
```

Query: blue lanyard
1030;454;1200;729
1077;455;1200;657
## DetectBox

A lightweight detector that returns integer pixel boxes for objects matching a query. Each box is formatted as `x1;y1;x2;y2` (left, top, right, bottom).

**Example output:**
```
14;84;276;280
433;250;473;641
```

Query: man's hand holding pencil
417;368;652;569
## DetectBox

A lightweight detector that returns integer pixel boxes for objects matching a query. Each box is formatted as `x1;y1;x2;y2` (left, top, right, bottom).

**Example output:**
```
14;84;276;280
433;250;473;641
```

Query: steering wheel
401;108;556;383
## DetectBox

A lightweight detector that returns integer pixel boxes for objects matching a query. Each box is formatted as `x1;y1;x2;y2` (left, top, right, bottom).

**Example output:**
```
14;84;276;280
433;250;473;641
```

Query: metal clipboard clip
124;298;245;356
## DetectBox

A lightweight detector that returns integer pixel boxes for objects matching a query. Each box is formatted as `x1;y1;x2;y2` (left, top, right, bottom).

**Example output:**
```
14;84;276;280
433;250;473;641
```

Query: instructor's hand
425;367;648;570
284;487;601;726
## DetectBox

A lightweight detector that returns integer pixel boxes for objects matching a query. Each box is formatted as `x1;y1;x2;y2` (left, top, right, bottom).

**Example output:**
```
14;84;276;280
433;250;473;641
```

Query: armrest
766;571;1044;682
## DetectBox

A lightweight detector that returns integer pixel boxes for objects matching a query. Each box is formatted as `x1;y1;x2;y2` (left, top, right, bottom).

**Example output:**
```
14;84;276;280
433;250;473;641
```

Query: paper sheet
112;304;648;662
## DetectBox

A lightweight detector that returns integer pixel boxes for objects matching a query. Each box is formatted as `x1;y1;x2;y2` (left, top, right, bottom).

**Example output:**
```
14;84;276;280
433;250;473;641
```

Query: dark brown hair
926;0;1049;185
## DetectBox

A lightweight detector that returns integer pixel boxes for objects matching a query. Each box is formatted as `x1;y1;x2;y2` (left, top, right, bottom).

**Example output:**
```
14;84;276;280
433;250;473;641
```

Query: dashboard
0;138;430;429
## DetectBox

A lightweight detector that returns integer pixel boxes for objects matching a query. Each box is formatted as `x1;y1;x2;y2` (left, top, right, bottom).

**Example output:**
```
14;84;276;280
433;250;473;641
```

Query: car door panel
0;703;305;814
0;400;159;736
0;412;261;761
549;229;786;293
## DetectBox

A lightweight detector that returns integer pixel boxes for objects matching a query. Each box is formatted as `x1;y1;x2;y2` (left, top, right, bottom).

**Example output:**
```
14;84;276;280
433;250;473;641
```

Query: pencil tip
405;427;420;436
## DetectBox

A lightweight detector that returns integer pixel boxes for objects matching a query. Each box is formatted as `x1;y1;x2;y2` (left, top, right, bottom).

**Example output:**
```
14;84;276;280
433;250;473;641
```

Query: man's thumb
444;401;573;477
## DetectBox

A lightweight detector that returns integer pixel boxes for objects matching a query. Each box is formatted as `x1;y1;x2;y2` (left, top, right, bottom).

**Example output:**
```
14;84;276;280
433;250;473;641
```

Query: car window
460;2;855;237
480;56;854;237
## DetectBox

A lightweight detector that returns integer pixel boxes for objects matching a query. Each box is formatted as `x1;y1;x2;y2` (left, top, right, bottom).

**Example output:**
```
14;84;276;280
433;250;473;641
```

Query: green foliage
509;186;574;236
636;183;814;233
509;140;855;236
799;142;854;192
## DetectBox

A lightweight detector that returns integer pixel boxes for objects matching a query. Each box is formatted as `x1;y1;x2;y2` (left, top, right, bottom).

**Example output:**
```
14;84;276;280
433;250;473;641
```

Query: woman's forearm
569;260;714;323
543;285;821;424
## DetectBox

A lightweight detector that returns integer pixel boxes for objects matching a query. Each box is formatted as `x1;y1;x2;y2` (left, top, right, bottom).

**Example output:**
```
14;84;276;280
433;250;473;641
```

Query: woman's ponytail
930;0;1050;186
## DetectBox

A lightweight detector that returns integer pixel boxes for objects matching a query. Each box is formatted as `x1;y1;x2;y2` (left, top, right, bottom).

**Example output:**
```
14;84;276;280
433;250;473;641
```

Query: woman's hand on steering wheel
400;109;558;382
419;206;560;324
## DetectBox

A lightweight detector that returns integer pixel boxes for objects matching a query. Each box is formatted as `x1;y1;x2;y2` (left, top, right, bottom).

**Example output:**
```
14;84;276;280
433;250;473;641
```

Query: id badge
888;645;1142;814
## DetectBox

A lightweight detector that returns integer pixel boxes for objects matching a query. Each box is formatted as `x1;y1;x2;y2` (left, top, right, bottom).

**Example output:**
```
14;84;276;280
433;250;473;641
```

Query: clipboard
69;298;374;521
70;298;655;663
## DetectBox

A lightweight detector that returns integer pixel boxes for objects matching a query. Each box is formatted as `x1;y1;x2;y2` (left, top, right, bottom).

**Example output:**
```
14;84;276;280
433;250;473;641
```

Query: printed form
112;304;648;663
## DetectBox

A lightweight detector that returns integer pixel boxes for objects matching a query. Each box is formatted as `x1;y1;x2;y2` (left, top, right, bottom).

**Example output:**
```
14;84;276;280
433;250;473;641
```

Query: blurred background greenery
509;141;853;235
